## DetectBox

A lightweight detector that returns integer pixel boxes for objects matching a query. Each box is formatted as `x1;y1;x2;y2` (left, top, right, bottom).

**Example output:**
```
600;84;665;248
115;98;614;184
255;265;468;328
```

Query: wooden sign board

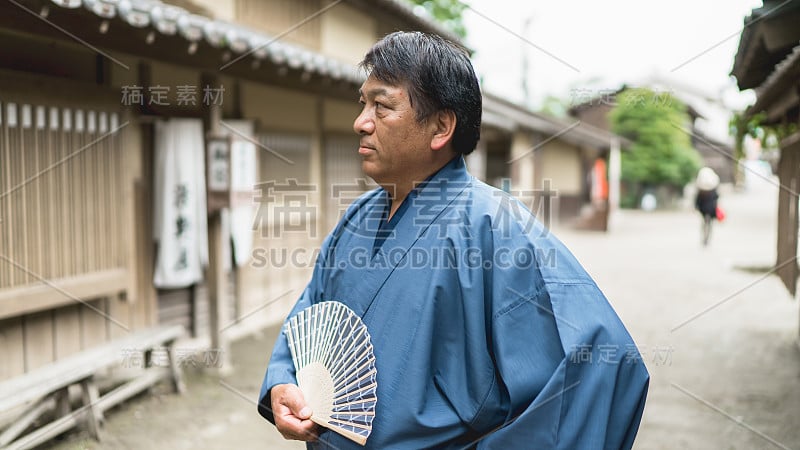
206;134;231;213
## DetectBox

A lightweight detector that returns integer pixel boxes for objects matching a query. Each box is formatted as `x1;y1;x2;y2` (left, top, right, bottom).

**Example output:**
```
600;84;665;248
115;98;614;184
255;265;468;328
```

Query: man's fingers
271;384;319;441
285;395;312;419
297;406;312;419
281;385;313;419
277;415;320;441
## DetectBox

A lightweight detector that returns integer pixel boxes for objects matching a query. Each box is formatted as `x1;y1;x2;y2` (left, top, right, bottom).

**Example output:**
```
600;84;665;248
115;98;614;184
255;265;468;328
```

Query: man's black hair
359;31;482;155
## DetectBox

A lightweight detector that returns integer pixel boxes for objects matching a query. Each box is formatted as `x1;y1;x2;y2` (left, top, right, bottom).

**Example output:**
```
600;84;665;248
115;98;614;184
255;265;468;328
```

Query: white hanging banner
222;120;257;268
153;118;209;288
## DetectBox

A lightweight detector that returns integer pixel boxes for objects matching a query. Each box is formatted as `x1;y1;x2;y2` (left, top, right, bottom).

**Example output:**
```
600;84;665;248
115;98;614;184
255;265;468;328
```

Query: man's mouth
358;143;376;155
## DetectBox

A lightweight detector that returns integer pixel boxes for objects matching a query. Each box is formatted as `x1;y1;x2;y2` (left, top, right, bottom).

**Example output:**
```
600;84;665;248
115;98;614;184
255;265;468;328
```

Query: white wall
539;140;582;195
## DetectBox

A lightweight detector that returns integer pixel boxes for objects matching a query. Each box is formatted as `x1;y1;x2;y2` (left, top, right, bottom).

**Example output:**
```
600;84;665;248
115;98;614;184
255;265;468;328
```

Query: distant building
479;93;628;231
568;83;737;186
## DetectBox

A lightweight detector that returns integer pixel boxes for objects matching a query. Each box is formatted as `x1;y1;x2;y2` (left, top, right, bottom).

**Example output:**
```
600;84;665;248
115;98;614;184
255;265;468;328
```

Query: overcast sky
462;0;763;112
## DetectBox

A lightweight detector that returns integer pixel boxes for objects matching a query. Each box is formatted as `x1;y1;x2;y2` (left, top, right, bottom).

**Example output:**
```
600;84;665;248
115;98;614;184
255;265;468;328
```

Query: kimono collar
333;156;474;319
415;155;471;192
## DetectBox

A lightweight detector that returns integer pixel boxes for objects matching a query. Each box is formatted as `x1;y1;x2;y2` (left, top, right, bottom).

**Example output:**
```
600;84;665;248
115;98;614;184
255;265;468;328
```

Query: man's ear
430;110;457;151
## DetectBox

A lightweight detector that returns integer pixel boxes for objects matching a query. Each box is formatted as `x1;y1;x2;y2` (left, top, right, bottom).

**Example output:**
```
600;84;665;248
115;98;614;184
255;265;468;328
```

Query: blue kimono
258;156;649;449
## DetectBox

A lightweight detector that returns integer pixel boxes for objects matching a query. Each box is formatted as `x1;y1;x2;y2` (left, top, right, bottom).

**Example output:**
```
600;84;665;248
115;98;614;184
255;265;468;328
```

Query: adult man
258;31;649;449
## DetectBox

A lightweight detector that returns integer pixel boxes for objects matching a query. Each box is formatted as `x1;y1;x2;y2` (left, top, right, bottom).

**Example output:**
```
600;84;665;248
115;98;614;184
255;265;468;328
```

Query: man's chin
361;164;390;187
361;161;379;178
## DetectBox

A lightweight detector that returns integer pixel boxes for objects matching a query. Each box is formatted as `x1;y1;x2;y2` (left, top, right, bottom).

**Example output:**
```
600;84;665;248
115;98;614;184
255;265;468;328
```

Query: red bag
716;206;725;222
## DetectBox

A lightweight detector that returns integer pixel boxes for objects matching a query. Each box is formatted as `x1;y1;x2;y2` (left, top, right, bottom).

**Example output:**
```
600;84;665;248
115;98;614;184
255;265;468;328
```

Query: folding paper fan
284;301;377;445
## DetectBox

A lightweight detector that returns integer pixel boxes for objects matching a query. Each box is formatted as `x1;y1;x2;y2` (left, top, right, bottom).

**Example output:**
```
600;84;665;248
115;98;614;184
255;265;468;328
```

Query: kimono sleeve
479;278;649;449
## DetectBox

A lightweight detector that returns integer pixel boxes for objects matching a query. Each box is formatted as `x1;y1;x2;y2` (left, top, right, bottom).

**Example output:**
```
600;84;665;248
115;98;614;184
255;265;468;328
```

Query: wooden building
731;0;800;298
0;0;461;383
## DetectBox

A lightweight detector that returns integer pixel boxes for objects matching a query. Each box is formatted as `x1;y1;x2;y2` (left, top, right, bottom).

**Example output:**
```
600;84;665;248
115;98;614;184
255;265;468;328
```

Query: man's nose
353;110;375;135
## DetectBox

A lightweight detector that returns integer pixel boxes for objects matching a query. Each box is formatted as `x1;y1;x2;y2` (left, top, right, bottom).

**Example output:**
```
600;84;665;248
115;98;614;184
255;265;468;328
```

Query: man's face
354;76;436;186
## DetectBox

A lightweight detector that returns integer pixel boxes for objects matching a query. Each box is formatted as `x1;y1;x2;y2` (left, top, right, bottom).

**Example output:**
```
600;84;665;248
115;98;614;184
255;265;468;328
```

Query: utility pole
521;16;534;108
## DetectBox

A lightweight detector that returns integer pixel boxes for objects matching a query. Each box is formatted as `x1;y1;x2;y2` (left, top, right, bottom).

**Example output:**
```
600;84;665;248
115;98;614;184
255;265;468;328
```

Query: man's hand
271;383;320;442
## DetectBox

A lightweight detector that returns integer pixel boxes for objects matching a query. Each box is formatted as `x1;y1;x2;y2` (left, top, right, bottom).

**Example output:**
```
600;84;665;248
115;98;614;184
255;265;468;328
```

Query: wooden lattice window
0;102;125;292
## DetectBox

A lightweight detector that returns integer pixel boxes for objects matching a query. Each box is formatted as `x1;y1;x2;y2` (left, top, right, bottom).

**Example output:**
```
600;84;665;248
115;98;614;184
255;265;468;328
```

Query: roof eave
483;93;631;151
41;0;366;87
745;41;800;123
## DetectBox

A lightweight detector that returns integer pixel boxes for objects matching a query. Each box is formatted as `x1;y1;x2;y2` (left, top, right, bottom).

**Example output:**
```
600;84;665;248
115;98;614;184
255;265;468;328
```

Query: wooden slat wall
776;136;800;296
82;299;109;351
0;92;150;380
157;288;193;331
0;316;24;379
0;297;121;379
53;304;82;360
0;102;125;289
132;122;157;330
107;293;131;341
192;283;210;338
259;132;313;184
23;310;54;370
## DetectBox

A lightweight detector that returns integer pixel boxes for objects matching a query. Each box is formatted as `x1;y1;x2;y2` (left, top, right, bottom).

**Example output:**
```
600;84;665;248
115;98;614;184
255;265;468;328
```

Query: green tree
408;0;468;39
729;111;763;187
539;94;569;118
729;111;797;185
610;88;702;192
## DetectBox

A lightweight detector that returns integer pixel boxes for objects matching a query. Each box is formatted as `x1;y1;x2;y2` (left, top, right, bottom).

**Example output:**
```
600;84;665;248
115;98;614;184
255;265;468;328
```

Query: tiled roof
483;93;631;151
47;0;468;85
49;0;364;83
747;41;800;121
731;0;800;90
757;40;800;98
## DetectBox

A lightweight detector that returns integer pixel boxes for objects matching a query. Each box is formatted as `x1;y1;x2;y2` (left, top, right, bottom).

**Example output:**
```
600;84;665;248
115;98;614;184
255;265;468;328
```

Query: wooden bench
0;325;186;450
